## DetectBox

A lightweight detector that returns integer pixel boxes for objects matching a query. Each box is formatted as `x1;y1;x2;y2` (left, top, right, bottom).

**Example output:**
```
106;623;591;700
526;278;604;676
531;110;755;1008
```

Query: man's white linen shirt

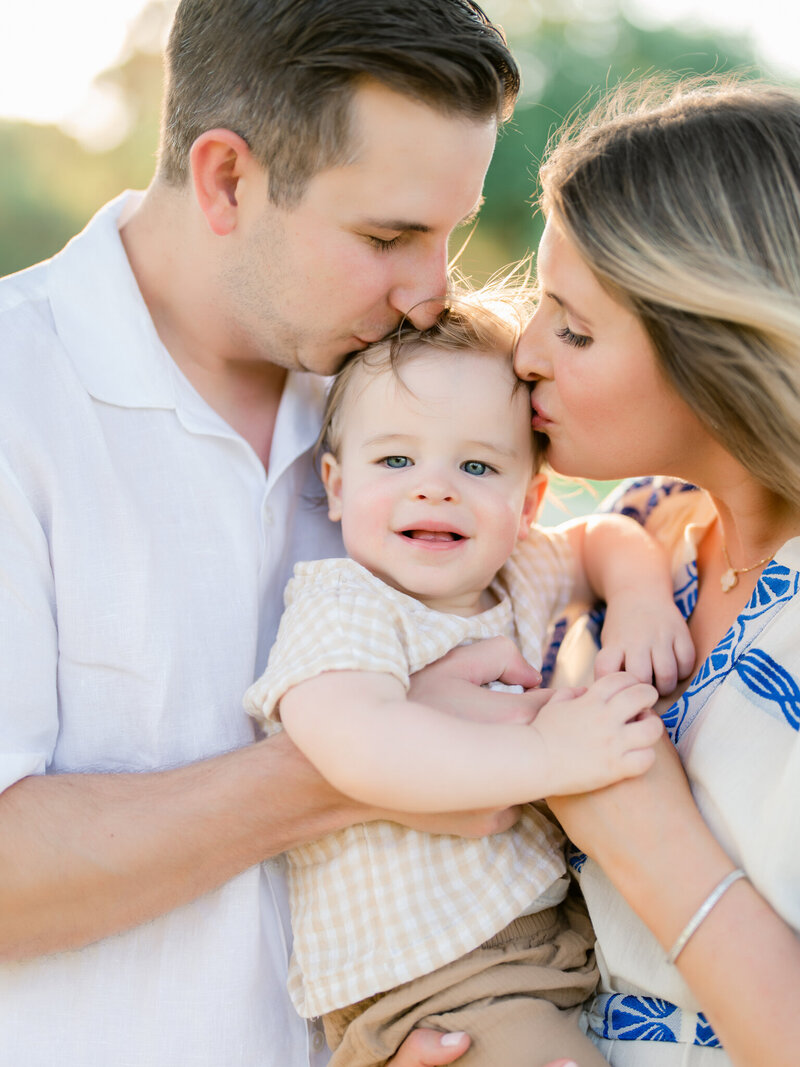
0;193;343;1066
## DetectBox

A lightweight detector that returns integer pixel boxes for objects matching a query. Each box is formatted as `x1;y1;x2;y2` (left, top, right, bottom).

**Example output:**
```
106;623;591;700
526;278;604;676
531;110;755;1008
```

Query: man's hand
386;1030;582;1066
387;1029;470;1065
408;637;543;723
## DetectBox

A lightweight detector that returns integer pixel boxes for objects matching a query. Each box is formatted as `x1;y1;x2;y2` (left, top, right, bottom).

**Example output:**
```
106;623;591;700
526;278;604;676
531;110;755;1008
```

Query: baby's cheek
340;488;394;557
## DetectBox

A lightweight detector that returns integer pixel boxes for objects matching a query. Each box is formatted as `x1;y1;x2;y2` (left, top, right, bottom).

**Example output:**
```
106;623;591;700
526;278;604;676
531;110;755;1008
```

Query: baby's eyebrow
362;432;416;447
464;440;518;459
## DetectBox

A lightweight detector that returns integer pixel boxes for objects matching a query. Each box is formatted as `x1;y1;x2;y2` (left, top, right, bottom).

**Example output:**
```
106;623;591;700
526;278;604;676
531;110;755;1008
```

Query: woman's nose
514;314;551;382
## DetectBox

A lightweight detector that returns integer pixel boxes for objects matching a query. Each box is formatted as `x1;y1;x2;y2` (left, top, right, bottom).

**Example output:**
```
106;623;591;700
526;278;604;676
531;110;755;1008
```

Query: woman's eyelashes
555;325;591;349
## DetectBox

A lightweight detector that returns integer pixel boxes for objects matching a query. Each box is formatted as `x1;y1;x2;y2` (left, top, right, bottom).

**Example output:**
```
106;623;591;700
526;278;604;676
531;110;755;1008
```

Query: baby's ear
518;472;548;539
320;453;343;522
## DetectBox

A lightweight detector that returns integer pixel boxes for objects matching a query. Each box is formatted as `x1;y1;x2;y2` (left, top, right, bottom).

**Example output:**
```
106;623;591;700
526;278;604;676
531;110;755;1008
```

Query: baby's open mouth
401;530;464;541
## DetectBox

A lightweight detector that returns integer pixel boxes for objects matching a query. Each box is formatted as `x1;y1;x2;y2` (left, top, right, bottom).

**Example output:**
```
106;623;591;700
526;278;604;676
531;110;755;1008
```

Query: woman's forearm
550;745;800;1067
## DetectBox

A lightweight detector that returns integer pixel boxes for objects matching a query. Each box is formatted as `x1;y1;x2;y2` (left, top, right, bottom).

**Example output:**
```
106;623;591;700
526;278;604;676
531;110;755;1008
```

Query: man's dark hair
158;0;519;205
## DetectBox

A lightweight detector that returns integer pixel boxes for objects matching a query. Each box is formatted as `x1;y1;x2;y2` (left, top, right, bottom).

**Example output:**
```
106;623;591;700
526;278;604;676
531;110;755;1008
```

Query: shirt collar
46;191;326;466
47;191;179;409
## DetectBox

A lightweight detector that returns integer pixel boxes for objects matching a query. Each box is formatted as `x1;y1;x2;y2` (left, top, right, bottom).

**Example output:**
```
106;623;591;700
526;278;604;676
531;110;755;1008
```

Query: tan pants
323;887;607;1067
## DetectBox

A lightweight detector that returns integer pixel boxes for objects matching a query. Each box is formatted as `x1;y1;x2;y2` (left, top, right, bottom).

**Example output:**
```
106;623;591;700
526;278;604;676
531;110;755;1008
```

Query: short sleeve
0;451;59;793
243;562;411;731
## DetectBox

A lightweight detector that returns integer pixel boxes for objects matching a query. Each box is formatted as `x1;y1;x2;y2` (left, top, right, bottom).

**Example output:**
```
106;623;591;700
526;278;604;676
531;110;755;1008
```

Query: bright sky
2;0;799;133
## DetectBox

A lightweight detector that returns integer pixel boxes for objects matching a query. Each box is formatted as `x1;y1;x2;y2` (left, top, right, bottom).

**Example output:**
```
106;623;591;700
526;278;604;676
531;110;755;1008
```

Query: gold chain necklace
720;539;773;592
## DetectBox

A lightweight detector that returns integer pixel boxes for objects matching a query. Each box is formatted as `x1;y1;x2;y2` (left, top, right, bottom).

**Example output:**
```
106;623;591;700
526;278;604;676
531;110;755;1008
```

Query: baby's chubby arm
560;514;695;694
278;667;661;813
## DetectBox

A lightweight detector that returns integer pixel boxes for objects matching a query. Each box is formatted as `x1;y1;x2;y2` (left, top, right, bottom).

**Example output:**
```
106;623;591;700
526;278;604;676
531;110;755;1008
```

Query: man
0;1;530;1064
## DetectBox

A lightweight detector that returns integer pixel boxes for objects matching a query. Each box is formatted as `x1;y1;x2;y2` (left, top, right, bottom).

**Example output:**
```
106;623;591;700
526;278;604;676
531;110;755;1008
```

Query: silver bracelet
666;868;747;965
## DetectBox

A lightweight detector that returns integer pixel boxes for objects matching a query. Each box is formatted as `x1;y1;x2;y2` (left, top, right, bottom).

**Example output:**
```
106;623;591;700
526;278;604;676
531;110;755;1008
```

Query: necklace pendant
721;567;739;592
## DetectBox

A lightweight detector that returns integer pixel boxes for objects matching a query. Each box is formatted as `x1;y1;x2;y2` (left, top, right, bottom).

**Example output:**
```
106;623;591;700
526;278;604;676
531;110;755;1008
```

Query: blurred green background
0;0;774;281
0;0;788;519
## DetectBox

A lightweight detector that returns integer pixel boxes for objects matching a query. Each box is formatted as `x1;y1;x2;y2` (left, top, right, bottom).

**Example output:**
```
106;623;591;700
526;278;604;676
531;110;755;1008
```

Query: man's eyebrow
358;199;485;234
359;218;431;233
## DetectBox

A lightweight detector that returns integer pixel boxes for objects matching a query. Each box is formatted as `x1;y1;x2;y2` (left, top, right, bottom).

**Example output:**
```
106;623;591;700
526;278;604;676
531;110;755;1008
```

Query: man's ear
518;472;548;539
320;452;343;522
189;129;254;237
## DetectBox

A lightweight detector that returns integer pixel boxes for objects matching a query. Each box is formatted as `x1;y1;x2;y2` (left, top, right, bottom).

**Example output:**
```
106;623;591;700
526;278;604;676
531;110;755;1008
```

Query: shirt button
312;1030;326;1053
263;506;274;526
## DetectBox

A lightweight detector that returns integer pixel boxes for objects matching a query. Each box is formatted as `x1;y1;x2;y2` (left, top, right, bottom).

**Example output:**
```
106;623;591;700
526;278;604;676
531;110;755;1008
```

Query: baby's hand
596;598;695;696
532;672;662;795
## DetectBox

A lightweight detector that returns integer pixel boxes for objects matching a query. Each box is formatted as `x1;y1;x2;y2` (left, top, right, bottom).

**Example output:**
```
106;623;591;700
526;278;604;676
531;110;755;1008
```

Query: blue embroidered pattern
674;560;698;620
565;842;586;873
541;616;567;687
735;647;800;731
663;562;800;742
696;1013;722;1048
588;994;721;1048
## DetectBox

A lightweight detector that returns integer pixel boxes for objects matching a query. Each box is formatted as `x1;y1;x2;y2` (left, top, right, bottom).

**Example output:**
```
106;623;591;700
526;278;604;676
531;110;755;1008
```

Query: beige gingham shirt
245;525;575;1017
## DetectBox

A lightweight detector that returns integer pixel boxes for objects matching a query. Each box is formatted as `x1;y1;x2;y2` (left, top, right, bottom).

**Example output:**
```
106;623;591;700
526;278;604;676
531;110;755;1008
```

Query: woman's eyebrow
545;290;593;329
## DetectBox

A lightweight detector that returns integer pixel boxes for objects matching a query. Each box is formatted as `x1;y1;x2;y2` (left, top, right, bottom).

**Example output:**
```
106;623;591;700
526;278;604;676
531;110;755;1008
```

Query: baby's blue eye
383;456;412;469
461;460;490;476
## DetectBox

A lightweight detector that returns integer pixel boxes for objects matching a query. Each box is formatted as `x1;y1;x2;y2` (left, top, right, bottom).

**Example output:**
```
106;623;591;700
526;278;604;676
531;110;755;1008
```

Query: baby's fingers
593;645;624;680
618;744;657;779
614;711;663;779
608;680;659;721
674;627;696;680
586;670;648;700
620;708;664;747
650;642;679;696
651;625;695;694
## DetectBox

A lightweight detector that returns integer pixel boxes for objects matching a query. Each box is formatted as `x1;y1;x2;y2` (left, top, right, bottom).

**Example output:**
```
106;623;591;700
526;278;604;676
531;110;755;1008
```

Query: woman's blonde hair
319;276;543;468
539;75;800;507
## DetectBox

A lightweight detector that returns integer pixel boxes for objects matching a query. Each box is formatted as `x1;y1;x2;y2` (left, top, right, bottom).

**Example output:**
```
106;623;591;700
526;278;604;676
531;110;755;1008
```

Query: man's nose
389;244;449;330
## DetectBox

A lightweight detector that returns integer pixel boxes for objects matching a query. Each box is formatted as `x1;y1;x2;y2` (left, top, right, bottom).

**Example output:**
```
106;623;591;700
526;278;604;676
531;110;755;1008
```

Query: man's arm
0;730;522;962
0;733;358;960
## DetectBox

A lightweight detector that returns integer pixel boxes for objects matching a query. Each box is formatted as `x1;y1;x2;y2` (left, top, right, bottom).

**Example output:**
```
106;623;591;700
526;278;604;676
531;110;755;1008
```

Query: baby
245;295;693;1067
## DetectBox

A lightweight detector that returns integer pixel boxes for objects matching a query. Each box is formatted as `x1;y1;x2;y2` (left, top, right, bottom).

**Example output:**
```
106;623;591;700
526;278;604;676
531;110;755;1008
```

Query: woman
391;76;800;1067
513;76;800;1066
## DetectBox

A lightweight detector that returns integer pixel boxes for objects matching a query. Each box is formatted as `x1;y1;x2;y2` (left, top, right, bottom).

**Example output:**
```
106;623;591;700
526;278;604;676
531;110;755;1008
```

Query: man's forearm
0;733;358;960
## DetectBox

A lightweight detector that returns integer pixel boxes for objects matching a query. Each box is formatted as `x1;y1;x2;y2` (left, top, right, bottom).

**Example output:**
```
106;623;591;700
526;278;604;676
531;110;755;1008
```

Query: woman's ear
189;129;253;237
518;472;548;539
320;452;344;522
